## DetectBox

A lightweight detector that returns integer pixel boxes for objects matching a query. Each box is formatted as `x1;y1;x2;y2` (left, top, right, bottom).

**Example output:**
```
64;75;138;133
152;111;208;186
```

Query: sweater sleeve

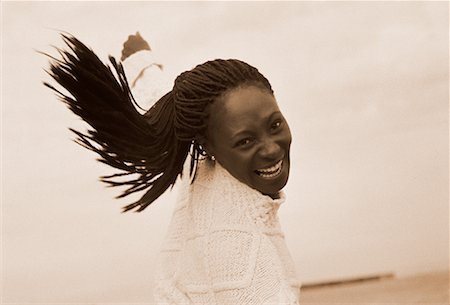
122;49;168;110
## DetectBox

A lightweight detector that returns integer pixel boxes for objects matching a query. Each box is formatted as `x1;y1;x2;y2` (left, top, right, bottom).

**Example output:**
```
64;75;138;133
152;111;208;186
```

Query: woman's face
204;85;292;197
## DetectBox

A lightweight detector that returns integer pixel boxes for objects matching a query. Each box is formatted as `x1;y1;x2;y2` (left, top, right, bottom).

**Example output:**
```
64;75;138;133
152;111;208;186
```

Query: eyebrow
230;111;282;140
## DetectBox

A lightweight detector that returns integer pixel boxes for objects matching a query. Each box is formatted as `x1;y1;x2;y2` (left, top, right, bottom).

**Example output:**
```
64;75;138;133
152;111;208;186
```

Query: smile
255;160;283;179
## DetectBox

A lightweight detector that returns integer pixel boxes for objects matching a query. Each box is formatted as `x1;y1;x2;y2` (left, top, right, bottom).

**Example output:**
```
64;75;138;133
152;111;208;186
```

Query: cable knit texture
154;159;301;305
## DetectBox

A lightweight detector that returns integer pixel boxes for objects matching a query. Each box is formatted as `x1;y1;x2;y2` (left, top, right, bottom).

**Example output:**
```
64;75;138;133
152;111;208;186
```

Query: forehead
208;86;280;136
216;86;279;121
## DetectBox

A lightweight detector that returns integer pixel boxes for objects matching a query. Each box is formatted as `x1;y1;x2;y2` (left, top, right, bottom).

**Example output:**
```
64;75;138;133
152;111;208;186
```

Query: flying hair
43;34;273;212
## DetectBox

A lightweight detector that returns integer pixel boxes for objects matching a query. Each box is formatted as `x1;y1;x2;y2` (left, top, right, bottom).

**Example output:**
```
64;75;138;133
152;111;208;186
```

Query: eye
270;119;283;131
235;138;253;148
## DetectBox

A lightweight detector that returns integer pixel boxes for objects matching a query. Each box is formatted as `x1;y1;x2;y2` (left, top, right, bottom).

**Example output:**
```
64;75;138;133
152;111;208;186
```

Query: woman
45;34;300;304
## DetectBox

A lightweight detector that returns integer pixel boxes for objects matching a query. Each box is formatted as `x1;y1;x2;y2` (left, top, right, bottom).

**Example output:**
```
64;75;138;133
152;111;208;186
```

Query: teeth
256;160;283;178
258;160;282;173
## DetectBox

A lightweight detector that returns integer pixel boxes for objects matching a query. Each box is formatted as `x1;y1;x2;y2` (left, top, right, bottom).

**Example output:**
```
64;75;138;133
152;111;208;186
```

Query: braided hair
44;35;273;212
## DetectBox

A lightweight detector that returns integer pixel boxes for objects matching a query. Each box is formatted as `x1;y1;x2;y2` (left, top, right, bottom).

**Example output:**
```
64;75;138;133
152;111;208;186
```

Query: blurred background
2;1;448;304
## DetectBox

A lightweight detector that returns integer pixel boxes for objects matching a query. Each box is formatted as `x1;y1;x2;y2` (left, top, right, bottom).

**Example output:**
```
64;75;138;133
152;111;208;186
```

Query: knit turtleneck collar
192;159;286;228
195;159;285;204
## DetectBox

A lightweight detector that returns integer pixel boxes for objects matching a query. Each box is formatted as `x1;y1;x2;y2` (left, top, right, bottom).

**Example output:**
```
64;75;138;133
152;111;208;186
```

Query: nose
259;139;282;160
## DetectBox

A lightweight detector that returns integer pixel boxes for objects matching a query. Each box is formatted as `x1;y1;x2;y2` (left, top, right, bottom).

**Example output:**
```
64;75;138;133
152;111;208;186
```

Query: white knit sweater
154;159;301;305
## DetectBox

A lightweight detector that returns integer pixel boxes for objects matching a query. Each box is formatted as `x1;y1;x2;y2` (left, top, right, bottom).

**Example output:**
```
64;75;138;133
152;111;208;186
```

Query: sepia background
2;1;448;303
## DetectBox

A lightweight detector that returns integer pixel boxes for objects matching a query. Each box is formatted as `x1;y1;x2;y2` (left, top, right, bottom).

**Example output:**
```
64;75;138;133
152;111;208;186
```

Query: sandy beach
300;271;449;304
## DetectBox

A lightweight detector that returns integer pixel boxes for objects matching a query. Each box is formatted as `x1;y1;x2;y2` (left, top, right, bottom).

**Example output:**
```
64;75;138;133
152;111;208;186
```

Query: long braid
44;36;272;212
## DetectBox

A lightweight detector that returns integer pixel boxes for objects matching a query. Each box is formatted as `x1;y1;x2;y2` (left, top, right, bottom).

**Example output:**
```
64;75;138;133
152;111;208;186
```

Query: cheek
218;149;255;178
282;129;292;149
285;124;293;141
231;151;254;171
283;120;292;142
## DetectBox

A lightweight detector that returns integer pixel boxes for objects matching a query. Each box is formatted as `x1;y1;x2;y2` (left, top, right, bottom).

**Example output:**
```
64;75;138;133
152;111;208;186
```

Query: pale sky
2;1;448;303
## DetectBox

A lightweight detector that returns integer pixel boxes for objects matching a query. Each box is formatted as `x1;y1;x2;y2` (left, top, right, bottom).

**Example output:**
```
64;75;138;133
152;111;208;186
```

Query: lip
255;157;284;172
254;159;284;179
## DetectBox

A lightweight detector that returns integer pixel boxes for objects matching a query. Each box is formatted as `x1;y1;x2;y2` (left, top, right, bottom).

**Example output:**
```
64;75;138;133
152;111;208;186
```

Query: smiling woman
205;86;292;198
44;34;300;304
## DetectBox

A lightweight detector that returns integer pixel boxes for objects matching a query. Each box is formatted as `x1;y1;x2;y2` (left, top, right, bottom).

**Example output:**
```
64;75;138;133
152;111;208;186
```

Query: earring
209;155;216;161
